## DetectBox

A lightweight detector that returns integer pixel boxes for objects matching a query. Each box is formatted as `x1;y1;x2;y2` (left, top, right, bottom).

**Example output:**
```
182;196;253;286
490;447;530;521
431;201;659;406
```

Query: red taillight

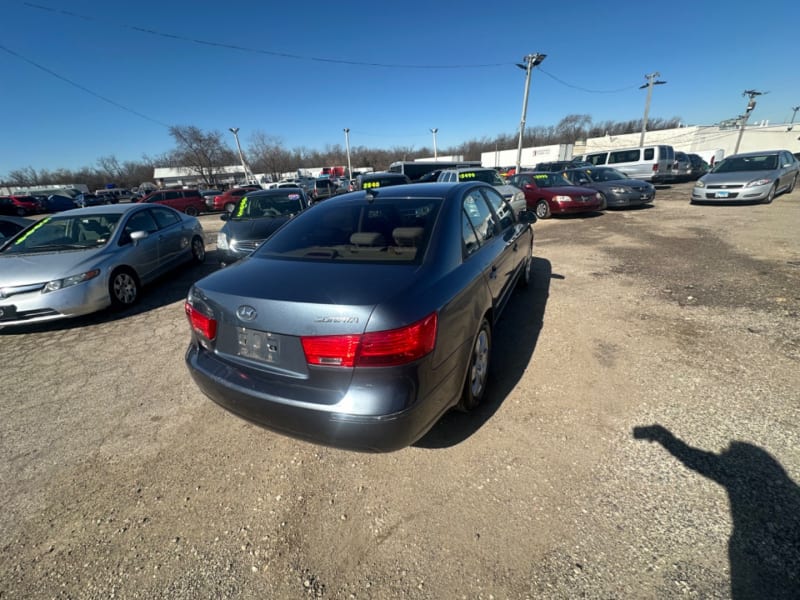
185;301;217;340
301;312;438;368
653;164;659;172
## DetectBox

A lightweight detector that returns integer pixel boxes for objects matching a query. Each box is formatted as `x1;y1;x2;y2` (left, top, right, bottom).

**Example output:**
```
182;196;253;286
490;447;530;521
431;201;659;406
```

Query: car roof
729;150;784;158
57;203;160;216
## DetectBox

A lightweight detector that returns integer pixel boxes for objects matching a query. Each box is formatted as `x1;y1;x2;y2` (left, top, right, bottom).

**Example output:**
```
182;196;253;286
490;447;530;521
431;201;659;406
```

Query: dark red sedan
509;171;603;219
0;195;40;216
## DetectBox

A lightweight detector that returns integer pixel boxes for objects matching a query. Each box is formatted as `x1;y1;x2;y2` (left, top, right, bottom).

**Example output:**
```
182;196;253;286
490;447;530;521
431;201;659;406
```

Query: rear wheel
16;207;26;216
457;318;491;412
517;247;533;289
597;192;608;210
788;175;797;194
535;199;551;219
185;206;199;216
109;268;139;308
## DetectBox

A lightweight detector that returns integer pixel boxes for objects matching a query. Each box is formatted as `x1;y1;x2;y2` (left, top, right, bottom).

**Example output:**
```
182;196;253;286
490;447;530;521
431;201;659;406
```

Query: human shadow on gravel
0;250;222;335
415;257;553;449
633;424;800;599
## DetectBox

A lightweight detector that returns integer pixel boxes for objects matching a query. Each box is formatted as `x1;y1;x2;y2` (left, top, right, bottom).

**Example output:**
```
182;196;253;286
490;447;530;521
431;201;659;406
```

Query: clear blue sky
1;0;798;176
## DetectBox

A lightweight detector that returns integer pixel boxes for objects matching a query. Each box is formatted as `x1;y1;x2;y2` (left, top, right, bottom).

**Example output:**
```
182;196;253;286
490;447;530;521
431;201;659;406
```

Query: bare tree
168;126;236;187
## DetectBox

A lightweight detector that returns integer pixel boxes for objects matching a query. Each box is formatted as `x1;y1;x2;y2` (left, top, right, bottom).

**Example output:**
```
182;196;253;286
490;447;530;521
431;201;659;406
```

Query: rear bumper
185;343;454;452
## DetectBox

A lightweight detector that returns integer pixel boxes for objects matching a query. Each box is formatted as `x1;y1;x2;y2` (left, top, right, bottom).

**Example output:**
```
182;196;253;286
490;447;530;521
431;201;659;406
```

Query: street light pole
430;128;438;159
343;128;352;180
733;90;763;154
229;127;252;185
639;72;667;147
515;53;546;175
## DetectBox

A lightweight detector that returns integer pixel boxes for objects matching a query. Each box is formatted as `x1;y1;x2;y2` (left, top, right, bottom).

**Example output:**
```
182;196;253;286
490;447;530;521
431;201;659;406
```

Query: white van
579;145;676;183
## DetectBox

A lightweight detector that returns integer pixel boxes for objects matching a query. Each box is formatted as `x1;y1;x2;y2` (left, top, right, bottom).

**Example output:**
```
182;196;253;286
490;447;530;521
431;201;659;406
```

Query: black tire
16;207;26;216
597;192;608;210
517;246;533;289
763;182;777;204
190;235;206;264
185;206;199;217
109;268;140;308
535;199;551;219
788;175;797;194
457;318;491;412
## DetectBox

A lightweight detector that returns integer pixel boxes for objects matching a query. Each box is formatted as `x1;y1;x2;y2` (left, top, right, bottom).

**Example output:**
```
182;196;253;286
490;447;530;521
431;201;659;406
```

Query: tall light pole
733;90;763;154
229;127;252;184
515;53;546;174
343;128;352;179
430;128;439;159
639;72;667;147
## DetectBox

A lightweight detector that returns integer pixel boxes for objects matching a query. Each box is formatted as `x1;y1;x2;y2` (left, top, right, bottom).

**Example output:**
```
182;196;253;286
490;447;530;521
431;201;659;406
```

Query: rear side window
609;149;641;164
151;206;181;228
587;153;607;165
643;148;655;160
462;190;497;243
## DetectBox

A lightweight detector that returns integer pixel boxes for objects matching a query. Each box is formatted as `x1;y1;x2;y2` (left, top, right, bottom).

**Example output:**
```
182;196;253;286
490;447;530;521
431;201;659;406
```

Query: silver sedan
691;150;799;204
0;203;205;327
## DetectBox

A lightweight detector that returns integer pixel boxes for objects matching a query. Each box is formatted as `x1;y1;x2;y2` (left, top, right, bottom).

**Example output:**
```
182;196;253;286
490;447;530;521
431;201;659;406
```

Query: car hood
194;256;426;335
699;170;775;185
495;183;522;198
223;216;290;240
545;185;598;196
0;247;107;286
590;178;652;189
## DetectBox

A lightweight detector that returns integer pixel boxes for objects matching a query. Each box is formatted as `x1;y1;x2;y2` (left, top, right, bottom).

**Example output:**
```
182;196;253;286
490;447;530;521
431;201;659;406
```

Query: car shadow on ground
0;250;223;336
415;257;553;449
633;424;800;599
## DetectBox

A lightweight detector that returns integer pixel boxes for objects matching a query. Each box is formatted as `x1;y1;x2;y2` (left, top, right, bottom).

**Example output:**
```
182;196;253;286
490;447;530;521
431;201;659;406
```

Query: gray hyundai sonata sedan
185;182;536;451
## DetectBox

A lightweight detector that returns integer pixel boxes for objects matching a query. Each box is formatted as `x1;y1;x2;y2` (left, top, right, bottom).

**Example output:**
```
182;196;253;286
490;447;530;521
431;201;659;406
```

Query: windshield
255;196;442;264
2;214;121;254
457;170;505;186
233;192;305;219
586;168;627;182
713;154;778;173
530;173;571;188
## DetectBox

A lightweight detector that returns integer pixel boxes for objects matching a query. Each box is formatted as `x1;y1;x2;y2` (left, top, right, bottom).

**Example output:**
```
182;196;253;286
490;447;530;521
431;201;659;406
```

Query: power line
0;43;169;128
538;67;640;94
20;2;510;70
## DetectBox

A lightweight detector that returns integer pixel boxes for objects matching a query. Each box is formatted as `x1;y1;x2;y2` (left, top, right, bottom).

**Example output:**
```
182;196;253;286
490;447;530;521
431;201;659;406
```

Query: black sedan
216;188;309;266
561;166;655;209
185;182;536;451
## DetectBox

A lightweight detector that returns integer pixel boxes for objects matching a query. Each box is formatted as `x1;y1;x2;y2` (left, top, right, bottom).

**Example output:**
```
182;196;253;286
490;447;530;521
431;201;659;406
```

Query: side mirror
518;209;537;224
129;230;149;246
220;212;230;221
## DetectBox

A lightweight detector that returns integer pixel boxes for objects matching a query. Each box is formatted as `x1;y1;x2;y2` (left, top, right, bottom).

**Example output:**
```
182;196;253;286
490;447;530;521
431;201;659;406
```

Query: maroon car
0;195;40;216
137;189;206;216
509;171;603;219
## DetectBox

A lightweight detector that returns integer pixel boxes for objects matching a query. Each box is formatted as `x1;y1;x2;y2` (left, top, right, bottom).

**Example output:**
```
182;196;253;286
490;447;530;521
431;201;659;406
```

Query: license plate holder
236;327;280;363
715;190;729;198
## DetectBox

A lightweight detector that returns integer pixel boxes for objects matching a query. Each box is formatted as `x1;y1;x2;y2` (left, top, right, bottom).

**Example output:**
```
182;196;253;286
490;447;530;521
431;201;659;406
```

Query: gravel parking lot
2;182;798;599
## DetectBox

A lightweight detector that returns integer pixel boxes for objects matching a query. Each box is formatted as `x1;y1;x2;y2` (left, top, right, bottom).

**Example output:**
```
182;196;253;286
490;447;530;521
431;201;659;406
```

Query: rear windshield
456;170;504;185
254;196;441;264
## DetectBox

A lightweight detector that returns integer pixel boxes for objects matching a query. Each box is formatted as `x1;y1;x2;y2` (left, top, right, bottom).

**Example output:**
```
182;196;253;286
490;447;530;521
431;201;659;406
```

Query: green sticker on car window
362;181;380;189
14;217;50;244
458;172;476;180
534;174;548;179
236;197;248;217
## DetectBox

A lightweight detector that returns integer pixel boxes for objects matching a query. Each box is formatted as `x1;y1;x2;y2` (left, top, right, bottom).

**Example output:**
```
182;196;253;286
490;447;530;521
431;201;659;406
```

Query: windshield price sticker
458;172;476;180
534;174;549;179
14;217;50;245
236;198;249;217
362;181;381;189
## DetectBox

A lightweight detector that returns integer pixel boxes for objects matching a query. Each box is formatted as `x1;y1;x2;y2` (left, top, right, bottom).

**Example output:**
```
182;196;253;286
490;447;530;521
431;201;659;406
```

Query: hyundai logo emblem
236;305;258;321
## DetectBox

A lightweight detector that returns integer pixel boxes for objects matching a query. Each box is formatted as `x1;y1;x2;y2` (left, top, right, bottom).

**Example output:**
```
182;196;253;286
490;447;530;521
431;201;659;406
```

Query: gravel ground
1;182;798;599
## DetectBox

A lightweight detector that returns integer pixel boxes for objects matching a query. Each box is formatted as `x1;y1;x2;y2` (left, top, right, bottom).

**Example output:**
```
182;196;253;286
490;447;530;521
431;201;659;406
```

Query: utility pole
430;128;439;159
639;72;667;147
733;90;763;154
515;53;546;174
343;128;352;180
